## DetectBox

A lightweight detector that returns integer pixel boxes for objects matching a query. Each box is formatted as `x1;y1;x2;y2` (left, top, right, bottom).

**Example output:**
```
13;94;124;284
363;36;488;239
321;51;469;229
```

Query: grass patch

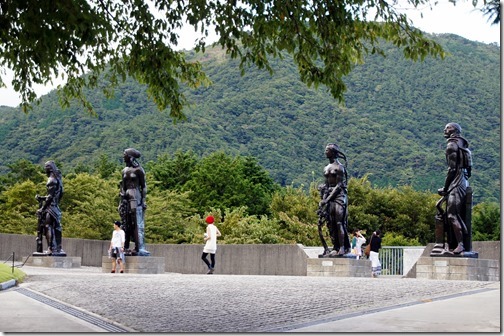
0;262;26;284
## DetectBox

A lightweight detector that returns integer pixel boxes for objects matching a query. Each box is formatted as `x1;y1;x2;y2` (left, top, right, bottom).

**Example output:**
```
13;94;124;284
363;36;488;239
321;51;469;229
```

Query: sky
0;0;500;108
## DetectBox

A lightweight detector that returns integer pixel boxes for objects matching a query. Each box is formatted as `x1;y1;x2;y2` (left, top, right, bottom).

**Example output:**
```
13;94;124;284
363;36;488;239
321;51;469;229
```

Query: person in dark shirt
369;229;382;277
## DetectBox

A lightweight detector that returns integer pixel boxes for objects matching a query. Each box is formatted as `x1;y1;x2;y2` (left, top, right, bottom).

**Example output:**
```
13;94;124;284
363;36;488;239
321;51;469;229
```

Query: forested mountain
0;33;499;203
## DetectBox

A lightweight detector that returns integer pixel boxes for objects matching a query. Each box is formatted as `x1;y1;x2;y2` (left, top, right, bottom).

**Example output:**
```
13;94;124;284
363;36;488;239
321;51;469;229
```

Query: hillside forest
0;33;500;246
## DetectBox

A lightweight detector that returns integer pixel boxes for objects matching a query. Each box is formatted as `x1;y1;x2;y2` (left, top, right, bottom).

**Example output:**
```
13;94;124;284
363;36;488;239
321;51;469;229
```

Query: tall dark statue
118;148;150;256
34;161;66;256
431;123;475;257
317;143;351;257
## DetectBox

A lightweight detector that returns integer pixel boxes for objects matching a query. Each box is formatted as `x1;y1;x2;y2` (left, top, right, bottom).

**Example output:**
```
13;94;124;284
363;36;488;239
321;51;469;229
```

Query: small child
352;229;366;260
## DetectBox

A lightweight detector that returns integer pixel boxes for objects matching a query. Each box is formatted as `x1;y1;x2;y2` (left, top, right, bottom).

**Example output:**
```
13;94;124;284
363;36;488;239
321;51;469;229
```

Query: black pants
201;252;215;269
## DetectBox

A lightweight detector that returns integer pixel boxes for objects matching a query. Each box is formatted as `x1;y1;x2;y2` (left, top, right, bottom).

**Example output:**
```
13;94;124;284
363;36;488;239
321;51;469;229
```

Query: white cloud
398;0;500;45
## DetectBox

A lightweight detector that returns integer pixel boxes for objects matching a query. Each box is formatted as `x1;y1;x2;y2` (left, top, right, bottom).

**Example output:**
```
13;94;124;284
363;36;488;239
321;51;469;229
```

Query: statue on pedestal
34;161;66;256
317;143;351;257
118;148;150;256
431;123;477;257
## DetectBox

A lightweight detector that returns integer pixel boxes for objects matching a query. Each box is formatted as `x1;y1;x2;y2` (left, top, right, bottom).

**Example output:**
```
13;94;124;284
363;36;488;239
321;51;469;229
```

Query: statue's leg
130;208;139;253
54;227;62;252
327;223;338;251
45;226;53;252
335;203;346;255
119;200;130;250
325;203;337;251
336;222;346;255
343;226;351;254
446;194;465;253
43;213;55;252
448;214;465;253
136;207;147;253
124;219;131;250
36;222;43;253
53;217;63;252
124;231;130;250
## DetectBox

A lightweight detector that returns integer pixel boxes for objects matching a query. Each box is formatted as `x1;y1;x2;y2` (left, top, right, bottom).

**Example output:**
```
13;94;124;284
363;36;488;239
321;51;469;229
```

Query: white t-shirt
203;224;219;254
354;236;366;255
111;229;125;248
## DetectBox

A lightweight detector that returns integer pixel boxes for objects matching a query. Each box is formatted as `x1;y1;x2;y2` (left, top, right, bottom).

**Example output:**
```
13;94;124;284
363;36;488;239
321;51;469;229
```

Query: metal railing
3;252;31;272
379;247;403;275
378;246;425;276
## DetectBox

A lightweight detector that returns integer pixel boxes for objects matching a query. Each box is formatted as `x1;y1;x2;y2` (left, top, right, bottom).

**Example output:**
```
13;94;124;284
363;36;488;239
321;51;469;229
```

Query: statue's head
123;148;141;166
325;143;346;161
444;123;462;139
124;148;141;159
325;143;340;156
44;161;62;181
44;161;57;174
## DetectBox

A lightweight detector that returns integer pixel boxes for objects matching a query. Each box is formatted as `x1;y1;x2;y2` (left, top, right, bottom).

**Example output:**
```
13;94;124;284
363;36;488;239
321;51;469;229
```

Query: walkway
0;266;500;332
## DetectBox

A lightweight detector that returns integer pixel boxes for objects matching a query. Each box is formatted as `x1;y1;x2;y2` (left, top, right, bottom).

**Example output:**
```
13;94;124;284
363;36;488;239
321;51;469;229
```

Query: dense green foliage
0;35;499;205
0;0;449;117
347;176;439;244
471;202;501;241
0;32;499;246
0;158;498;245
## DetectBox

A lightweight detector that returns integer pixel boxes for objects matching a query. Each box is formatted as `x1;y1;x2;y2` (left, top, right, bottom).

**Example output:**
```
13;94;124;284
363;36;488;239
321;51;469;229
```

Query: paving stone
18;266;496;332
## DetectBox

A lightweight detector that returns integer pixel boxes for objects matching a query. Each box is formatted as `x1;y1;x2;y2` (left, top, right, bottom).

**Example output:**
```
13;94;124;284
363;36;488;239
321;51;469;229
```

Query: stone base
318;253;356;259
430;245;479;258
307;258;371;277
33;251;67;257
430;251;479;258
102;256;165;274
318;247;355;259
25;256;81;268
123;248;151;257
416;257;499;281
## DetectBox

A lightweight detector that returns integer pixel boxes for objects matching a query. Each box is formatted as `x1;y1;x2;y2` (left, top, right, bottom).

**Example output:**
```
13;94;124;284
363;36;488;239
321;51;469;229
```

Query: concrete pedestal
25;256;81;268
307;258;371;277
102;256;165;274
416;257;499;281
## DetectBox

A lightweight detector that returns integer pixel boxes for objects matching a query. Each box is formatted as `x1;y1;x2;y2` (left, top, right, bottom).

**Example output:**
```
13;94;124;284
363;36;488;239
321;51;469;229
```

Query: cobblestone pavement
18;266;498;333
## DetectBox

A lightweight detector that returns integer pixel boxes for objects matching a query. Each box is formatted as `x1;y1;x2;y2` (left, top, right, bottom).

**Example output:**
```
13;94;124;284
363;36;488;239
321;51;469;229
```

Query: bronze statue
317;143;351;257
431;123;476;257
34;161;66;256
118;148;150;256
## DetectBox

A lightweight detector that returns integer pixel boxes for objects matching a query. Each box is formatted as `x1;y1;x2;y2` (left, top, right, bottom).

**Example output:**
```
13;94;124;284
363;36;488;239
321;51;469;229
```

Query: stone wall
0;233;307;276
1;233;498;277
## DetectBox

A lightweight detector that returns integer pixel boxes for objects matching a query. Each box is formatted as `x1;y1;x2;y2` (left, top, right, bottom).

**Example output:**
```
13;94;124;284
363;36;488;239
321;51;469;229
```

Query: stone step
101;256;165;274
25;256;82;268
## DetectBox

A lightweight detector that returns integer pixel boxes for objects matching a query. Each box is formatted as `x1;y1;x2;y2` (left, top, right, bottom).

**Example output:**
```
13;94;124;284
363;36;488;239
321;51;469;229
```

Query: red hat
205;215;214;224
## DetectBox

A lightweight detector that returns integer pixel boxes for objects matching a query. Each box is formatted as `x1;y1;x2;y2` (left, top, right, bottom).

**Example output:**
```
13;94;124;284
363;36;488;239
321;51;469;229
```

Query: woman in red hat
201;215;221;274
